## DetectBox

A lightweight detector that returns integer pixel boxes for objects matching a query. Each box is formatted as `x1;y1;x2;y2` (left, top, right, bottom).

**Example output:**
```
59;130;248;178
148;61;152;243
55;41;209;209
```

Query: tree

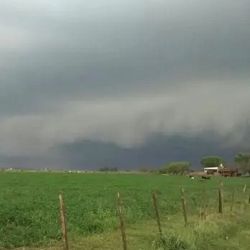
235;153;250;174
200;156;224;168
99;167;118;172
161;161;191;175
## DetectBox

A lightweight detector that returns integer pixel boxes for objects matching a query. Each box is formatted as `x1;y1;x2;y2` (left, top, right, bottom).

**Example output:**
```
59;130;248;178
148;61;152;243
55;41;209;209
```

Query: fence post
218;183;223;214
202;189;208;220
117;192;127;250
199;207;203;220
181;187;188;227
59;193;69;250
230;189;235;213
243;184;247;193
204;204;208;220
242;185;248;211
152;192;162;235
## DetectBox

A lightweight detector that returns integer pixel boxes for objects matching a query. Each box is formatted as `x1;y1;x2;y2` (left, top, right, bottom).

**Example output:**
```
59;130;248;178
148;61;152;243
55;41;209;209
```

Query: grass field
0;171;249;249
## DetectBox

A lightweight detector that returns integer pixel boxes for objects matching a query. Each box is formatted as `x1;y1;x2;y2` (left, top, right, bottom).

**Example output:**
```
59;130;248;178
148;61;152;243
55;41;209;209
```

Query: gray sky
0;0;250;161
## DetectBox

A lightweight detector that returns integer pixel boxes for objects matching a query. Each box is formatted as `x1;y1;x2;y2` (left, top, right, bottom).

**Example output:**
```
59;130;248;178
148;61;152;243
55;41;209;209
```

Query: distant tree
200;156;224;168
99;167;118;172
139;167;150;173
235;153;250;174
139;167;157;174
161;161;191;175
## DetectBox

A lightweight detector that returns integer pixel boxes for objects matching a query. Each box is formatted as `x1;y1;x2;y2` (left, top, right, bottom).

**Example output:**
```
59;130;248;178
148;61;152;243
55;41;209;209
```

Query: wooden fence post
201;189;208;220
204;203;208;220
152;192;162;235
243;185;248;211
181;187;188;227
117;192;127;250
230;189;235;213
59;193;69;250
218;183;223;214
243;184;247;193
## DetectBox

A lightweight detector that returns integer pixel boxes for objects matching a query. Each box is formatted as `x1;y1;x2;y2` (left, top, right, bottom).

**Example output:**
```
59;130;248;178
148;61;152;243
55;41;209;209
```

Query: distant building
204;163;224;174
219;167;240;177
203;167;219;174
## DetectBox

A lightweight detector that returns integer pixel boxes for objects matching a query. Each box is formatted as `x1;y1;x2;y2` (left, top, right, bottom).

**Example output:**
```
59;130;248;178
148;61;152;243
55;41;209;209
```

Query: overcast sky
0;0;250;162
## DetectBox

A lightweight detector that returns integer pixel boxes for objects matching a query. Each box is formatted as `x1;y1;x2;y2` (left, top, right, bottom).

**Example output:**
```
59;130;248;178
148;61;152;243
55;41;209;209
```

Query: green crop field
0;171;249;249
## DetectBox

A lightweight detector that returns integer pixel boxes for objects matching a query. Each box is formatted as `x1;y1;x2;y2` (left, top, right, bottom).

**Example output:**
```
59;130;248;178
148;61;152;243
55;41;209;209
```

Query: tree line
157;153;250;175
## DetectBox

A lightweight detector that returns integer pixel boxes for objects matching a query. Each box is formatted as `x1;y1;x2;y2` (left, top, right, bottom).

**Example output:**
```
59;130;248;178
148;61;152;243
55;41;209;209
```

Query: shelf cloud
0;0;249;165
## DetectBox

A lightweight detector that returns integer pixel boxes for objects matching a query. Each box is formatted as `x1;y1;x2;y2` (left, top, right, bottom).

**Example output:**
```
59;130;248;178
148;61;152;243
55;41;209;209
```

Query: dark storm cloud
0;0;250;157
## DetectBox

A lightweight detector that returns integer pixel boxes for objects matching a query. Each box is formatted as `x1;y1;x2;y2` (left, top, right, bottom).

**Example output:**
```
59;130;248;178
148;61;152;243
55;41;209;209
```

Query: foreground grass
0;172;249;249
13;209;250;250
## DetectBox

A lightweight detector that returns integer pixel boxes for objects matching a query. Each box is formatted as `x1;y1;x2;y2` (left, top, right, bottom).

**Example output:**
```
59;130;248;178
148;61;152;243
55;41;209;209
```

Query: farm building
203;163;226;175
203;167;219;174
203;166;240;177
218;168;240;177
190;163;240;178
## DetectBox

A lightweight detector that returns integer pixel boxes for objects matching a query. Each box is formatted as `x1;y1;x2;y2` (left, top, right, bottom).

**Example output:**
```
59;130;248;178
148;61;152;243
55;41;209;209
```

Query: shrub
160;162;191;175
152;233;190;250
